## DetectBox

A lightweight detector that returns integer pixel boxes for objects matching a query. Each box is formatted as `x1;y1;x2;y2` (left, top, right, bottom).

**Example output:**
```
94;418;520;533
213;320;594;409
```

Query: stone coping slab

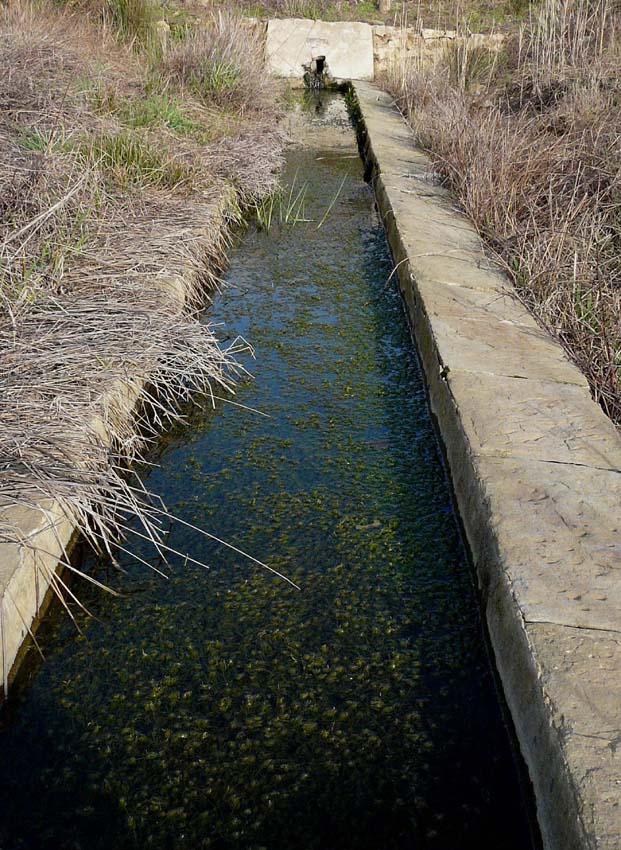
354;81;621;850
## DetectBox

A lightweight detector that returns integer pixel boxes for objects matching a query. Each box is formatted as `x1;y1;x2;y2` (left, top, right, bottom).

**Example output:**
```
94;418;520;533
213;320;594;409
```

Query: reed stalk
384;0;621;422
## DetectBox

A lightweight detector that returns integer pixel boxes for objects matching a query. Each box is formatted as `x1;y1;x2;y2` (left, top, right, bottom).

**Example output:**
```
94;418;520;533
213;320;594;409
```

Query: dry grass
0;0;285;604
160;11;272;114
385;0;621;423
231;0;531;27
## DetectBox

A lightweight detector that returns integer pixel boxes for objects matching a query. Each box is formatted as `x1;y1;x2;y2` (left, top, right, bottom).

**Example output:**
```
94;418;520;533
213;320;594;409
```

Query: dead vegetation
231;0;531;28
385;0;621;423
161;12;273;114
0;0;285;594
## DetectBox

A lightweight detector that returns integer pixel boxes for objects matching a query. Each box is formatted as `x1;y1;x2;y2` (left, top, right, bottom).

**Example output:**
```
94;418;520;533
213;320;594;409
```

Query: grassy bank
384;0;621;424
0;0;284;585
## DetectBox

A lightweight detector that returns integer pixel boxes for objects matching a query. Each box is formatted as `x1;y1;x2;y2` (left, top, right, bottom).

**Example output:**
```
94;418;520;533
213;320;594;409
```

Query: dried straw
0;0;286;611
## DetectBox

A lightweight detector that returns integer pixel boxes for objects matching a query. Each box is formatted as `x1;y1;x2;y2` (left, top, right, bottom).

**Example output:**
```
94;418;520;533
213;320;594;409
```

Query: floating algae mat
0;95;536;850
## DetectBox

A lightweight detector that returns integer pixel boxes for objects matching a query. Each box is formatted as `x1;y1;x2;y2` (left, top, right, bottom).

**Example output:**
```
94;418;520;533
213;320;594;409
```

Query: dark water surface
0;96;535;850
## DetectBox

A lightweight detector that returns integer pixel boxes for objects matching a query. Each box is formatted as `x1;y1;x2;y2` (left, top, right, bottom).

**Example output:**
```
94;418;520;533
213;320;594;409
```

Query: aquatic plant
253;167;357;234
2;521;434;850
316;172;348;229
252;176;310;232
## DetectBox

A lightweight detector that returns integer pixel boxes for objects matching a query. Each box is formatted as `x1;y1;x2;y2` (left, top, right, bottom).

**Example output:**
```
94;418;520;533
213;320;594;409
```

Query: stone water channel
0;95;538;850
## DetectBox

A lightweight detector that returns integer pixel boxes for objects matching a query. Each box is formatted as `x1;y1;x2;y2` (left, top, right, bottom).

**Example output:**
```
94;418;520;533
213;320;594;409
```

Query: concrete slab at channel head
266;19;374;81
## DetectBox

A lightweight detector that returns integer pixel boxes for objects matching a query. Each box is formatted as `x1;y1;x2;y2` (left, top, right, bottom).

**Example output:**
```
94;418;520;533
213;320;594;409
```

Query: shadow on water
0;94;538;850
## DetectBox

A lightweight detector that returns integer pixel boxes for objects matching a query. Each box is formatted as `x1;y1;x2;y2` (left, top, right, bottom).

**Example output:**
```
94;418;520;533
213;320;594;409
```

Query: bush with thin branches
385;0;621;422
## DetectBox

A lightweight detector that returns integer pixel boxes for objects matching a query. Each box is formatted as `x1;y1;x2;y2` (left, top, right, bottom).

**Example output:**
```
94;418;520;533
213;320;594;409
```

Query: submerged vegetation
385;0;621;423
0;0;284;601
4;554;436;849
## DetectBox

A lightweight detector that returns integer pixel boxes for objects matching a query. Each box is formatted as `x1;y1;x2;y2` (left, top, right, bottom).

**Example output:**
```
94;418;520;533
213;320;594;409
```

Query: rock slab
266;18;374;80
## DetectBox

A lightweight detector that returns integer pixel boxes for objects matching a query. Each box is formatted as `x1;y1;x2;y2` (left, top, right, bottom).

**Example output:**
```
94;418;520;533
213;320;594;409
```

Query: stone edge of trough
0;198;230;696
261;16;504;81
352;80;621;850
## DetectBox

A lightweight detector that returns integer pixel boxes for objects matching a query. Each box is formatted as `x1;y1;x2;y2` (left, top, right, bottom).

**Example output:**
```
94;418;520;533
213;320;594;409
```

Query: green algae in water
0;96;535;850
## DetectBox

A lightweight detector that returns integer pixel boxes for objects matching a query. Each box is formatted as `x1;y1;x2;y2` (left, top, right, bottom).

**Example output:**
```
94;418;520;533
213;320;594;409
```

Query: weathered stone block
266;18;374;80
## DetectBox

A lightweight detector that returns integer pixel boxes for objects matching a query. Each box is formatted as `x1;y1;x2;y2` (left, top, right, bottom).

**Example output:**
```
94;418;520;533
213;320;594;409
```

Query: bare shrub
385;0;621;422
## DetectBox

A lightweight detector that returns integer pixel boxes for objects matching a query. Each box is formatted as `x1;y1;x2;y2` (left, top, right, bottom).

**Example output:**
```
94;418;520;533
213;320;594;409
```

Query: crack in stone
468;443;620;474
525;619;621;636
537;458;621;475
448;366;588;388
573;731;621;755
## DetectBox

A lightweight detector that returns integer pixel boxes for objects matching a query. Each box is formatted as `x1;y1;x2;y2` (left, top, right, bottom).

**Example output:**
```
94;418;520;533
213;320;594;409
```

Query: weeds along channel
383;0;621;424
0;0;286;606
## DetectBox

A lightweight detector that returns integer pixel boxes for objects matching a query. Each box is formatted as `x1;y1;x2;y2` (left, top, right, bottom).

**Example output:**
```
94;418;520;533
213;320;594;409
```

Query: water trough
1;23;620;850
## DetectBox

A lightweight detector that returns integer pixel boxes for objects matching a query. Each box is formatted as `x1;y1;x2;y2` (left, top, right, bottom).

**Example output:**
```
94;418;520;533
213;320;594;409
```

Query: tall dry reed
385;0;621;422
160;11;272;114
